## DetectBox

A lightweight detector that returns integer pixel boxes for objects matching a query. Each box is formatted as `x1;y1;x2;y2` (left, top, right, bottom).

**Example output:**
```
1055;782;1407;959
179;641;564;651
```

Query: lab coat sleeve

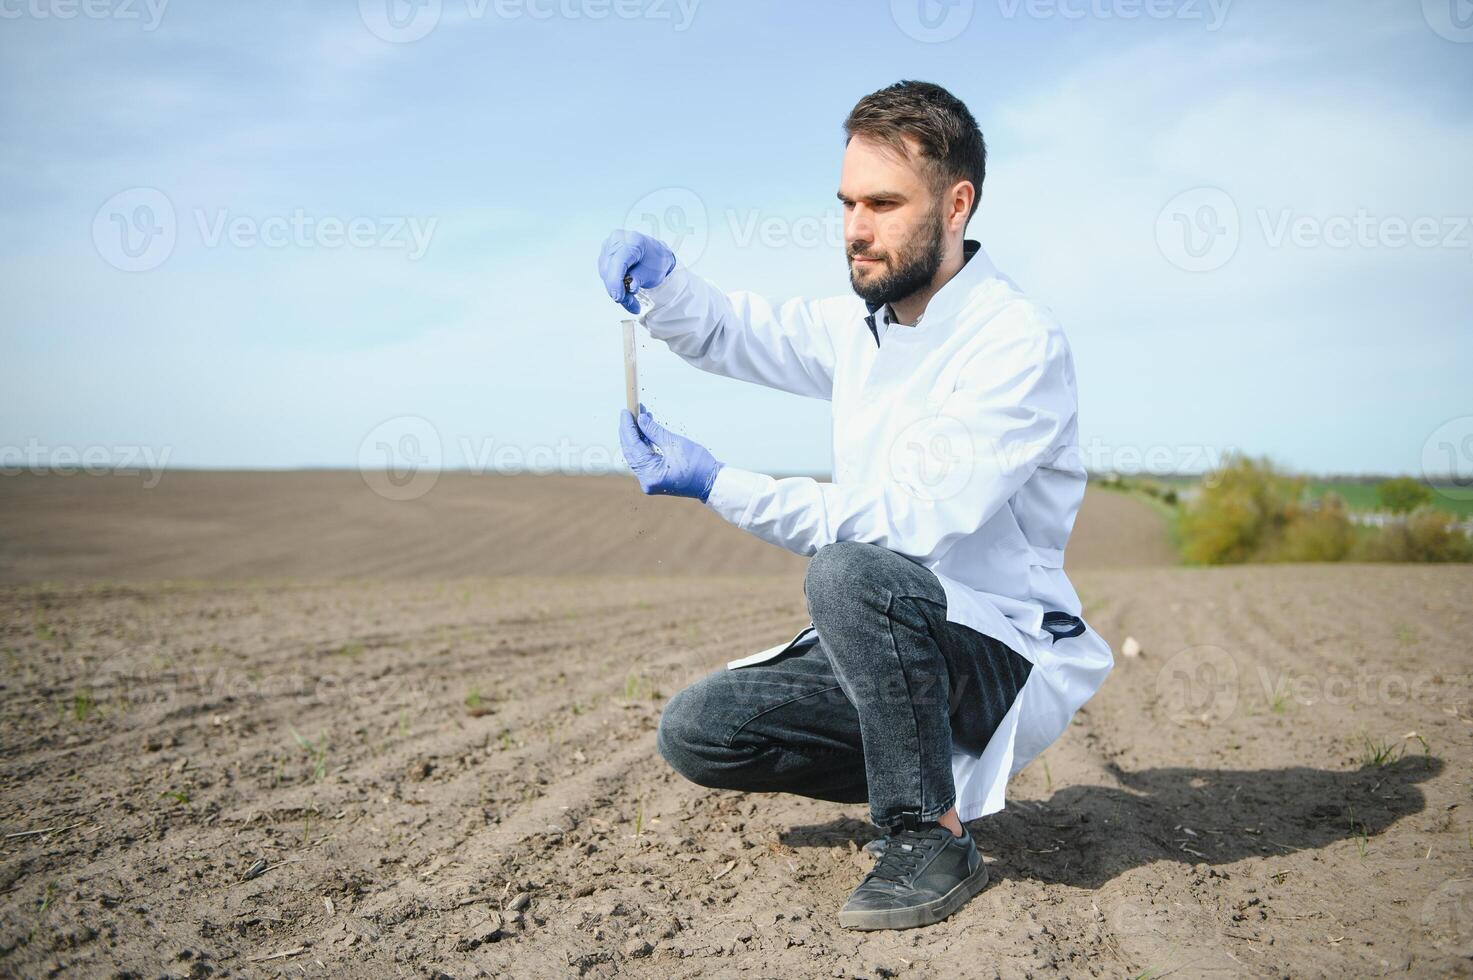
704;321;1075;564
636;263;841;400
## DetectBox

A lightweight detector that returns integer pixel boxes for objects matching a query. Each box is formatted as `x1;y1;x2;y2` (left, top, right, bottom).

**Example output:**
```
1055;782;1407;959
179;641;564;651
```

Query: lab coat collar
863;238;994;343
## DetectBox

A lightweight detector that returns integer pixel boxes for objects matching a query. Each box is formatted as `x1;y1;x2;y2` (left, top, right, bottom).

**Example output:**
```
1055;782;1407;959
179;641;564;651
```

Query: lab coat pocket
726;624;817;670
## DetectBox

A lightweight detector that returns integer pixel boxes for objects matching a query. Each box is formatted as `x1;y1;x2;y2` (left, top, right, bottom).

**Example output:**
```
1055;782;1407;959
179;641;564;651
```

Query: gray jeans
656;541;1033;830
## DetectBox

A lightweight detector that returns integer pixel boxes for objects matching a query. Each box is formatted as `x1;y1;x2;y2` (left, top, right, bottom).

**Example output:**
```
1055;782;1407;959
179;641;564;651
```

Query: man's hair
842;80;987;221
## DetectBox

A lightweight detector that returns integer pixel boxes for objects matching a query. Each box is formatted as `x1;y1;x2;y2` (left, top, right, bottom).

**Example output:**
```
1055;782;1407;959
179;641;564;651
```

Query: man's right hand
599;230;676;314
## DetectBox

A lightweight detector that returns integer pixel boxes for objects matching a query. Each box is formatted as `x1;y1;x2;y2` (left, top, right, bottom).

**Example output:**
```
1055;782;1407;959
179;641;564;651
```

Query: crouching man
597;80;1113;931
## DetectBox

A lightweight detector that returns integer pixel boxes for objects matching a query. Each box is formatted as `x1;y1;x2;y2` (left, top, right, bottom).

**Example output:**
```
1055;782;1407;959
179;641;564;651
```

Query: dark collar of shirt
863;238;982;347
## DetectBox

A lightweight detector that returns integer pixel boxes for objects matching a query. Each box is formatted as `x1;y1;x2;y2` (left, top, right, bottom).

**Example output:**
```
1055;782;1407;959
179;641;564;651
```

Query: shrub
1356;507;1473;562
1177;455;1303;564
1376;477;1434;514
1270;492;1355;562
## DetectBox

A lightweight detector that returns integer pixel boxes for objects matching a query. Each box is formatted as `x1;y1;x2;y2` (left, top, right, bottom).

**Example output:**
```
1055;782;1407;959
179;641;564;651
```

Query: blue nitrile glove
599;230;676;314
618;403;722;501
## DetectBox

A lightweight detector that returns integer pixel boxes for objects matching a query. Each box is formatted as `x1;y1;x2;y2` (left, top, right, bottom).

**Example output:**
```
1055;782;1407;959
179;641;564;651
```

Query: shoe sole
837;859;990;931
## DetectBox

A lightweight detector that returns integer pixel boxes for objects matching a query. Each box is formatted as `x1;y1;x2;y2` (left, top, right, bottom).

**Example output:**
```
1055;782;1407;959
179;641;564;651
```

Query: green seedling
162;789;190;806
335;642;364;658
1349;807;1369;858
26;883;55;946
634;801;644;836
1268;684;1289;714
1358;734;1401;768
398;709;410;738
290;727;329;781
72;690;96;723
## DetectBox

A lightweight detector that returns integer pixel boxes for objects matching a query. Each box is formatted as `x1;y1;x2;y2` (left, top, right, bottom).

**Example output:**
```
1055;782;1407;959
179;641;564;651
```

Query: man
596;80;1112;931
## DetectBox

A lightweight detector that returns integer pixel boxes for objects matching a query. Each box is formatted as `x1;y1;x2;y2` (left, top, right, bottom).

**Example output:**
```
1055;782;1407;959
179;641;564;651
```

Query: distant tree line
1097;457;1471;564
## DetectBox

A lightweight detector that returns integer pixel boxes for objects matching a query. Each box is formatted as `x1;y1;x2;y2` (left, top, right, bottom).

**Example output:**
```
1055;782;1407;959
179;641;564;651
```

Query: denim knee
804;541;884;620
656;684;723;787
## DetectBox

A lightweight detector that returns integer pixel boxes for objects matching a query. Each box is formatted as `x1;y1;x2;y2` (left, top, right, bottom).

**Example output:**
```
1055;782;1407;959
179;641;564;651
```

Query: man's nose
845;206;874;249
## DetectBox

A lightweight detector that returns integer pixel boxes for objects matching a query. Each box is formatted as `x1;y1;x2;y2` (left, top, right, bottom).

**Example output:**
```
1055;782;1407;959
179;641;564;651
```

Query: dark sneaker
862;836;888;858
839;824;988;931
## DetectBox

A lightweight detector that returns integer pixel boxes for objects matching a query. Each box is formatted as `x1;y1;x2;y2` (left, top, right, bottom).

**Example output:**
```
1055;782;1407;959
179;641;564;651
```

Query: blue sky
1;0;1470;479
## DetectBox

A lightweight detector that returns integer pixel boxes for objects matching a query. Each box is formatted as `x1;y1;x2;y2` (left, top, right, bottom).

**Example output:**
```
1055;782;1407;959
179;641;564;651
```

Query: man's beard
847;208;946;308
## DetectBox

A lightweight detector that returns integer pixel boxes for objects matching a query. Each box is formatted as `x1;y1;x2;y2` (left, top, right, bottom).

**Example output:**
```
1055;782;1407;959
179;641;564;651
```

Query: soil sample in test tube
622;319;638;417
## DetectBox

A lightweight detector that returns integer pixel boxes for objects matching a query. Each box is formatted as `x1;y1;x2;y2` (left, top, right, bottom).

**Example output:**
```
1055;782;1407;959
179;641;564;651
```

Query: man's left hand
618;404;722;502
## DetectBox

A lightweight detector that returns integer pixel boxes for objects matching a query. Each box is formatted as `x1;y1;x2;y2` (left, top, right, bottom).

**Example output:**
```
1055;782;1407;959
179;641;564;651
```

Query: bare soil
1;474;1470;978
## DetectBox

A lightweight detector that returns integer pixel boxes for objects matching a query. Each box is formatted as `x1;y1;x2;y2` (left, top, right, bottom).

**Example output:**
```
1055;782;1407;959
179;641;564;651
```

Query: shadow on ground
779;756;1442;889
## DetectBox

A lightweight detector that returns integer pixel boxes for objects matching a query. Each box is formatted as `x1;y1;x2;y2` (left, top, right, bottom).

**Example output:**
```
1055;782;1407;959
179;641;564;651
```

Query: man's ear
947;180;975;233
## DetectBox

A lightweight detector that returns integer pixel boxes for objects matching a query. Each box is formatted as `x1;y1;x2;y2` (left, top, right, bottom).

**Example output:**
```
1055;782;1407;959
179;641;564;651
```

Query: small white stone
1122;636;1143;659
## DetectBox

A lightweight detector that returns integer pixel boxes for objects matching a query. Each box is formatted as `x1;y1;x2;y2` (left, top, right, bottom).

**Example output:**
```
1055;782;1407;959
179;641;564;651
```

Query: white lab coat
636;240;1113;822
